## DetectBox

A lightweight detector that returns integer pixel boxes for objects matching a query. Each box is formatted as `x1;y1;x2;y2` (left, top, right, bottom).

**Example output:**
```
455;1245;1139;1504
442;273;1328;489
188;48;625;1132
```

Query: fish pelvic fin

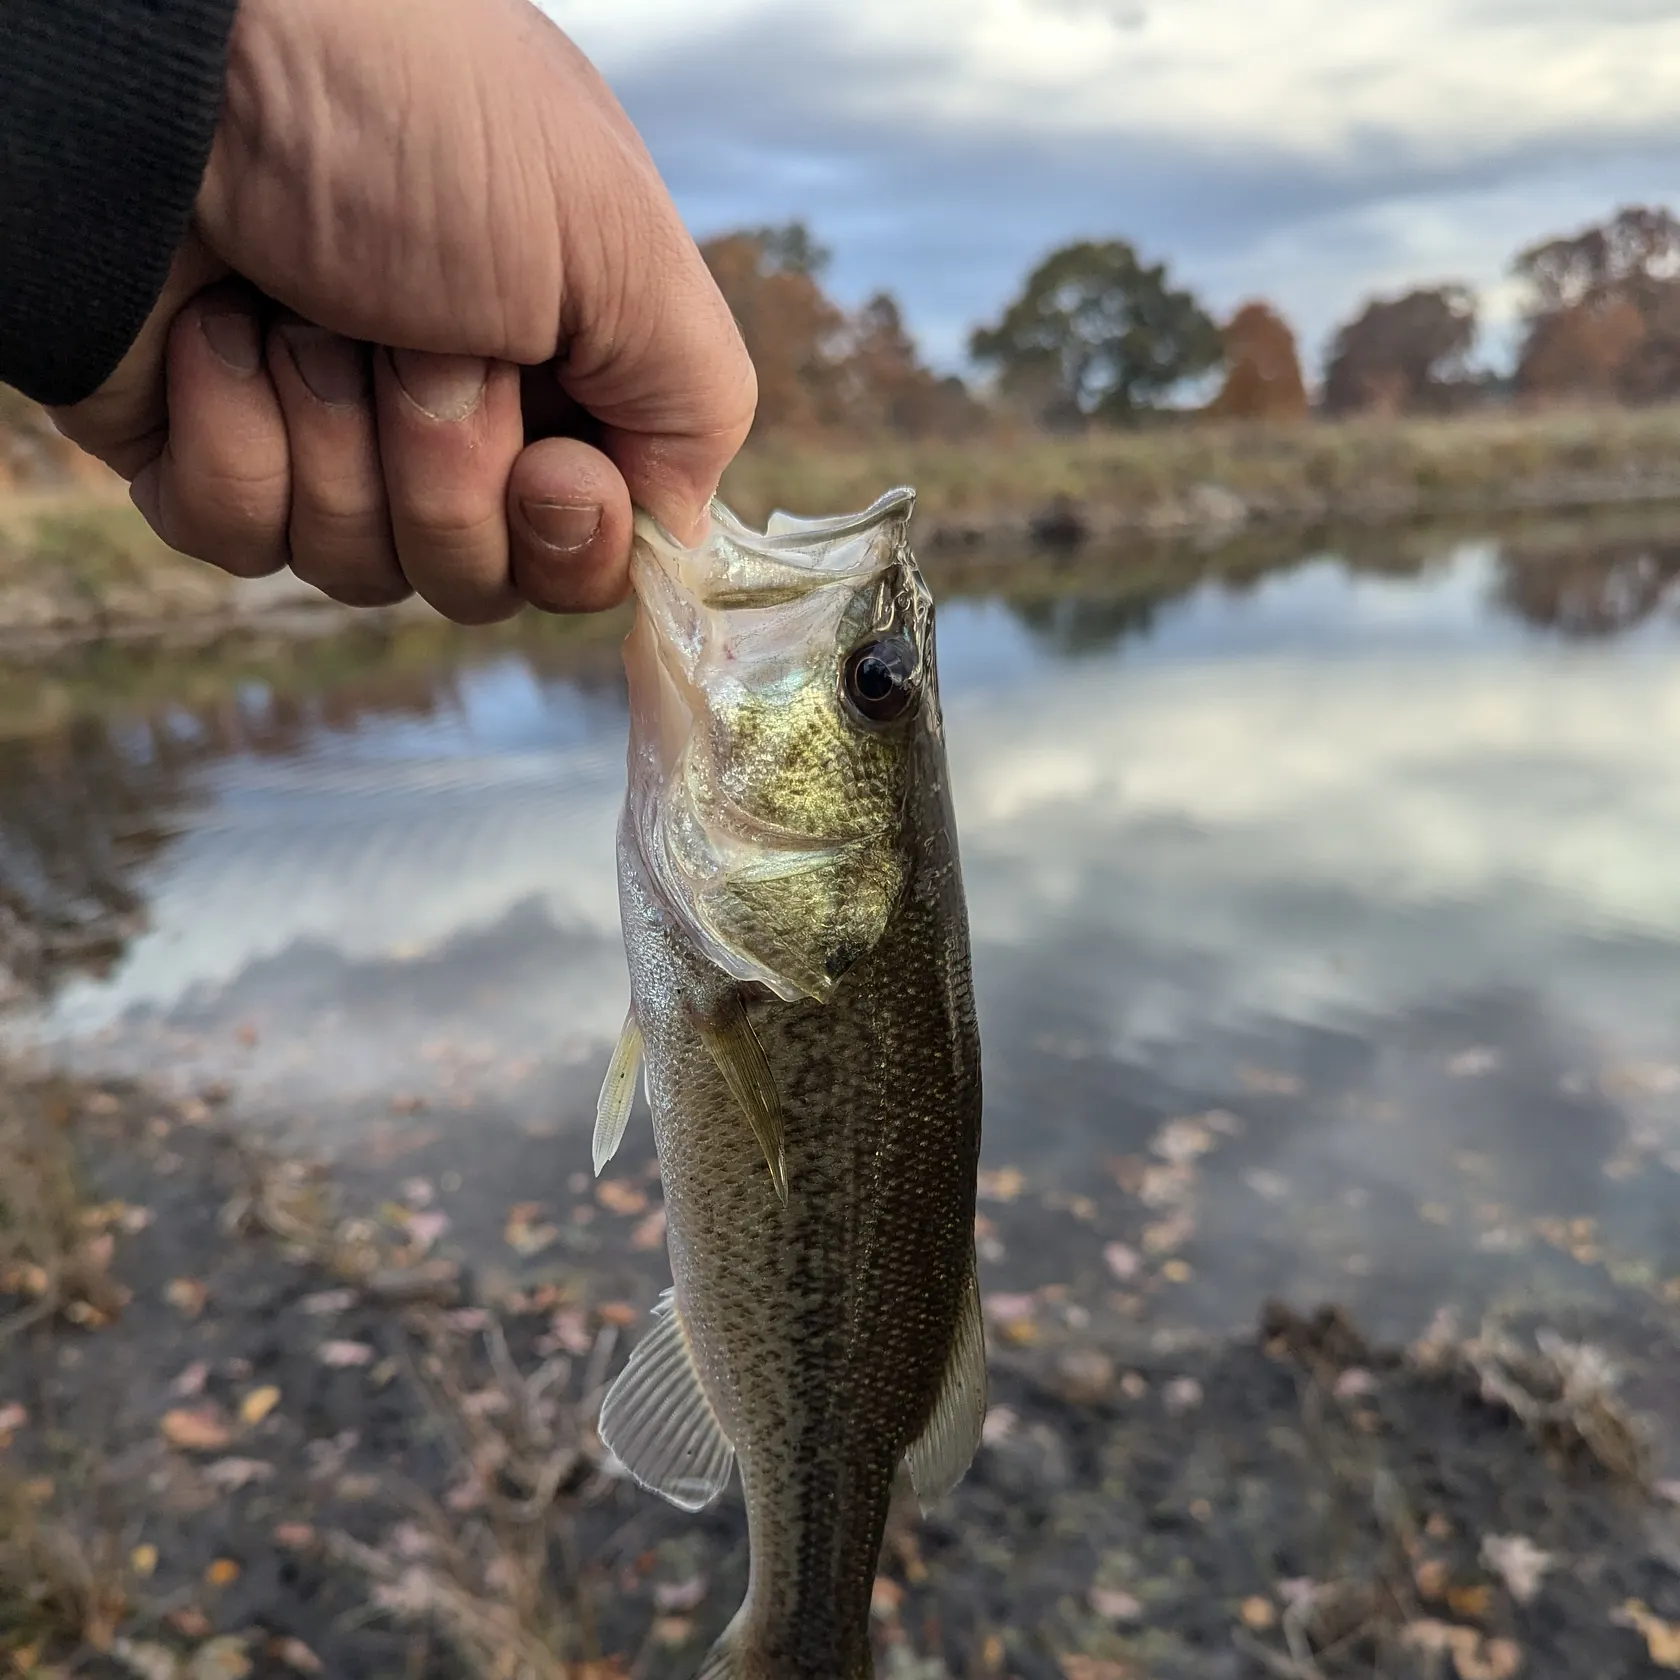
906;1256;988;1511
695;1623;872;1680
599;1288;734;1512
593;1008;645;1175
695;993;788;1202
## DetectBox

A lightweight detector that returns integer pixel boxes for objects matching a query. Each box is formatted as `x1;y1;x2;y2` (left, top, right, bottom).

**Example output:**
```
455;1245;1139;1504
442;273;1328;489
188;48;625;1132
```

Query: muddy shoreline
5;1073;1680;1679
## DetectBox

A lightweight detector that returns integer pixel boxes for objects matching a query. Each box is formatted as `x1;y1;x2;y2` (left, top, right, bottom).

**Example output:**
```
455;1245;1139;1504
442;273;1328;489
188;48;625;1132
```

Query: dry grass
0;1471;133;1667
328;1307;613;1680
0;1081;130;1343
2;404;1680;644
720;403;1680;533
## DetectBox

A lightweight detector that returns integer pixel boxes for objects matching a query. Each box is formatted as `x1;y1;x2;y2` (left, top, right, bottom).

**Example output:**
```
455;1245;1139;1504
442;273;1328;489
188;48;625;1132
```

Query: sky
541;0;1680;378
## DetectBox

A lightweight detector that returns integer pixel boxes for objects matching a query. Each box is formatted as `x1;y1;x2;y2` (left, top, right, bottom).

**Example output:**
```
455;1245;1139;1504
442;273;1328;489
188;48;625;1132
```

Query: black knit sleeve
0;0;241;407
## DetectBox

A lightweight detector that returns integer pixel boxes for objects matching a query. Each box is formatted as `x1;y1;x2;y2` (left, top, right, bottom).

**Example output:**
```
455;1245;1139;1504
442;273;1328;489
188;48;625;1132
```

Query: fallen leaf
1448;1585;1492;1620
632;1208;668;1251
597;1179;648;1216
976;1166;1026;1203
173;1362;211;1398
1151;1115;1216;1163
274;1523;315;1549
205;1558;242;1587
0;1401;26;1441
1058;1659;1132;1680
1615;1600;1680;1668
239;1386;281;1426
161;1407;232;1453
168;1610;212;1639
299;1289;356;1316
599;1301;639;1327
317;1341;375;1368
1103;1242;1141;1280
1403;1621;1521;1680
404;1210;451;1253
186;1638;252;1680
204;1458;275;1491
111;1639;182;1680
652;1618;693;1647
1161;1258;1194;1283
1415;1559;1450;1600
165;1278;208;1319
546;1308;593;1355
1163;1377;1204;1414
1089;1587;1141;1620
504;1204;560;1257
983;1292;1035;1324
870;1578;903;1619
1239;1595;1276;1630
130;1543;159;1577
1481;1534;1553;1605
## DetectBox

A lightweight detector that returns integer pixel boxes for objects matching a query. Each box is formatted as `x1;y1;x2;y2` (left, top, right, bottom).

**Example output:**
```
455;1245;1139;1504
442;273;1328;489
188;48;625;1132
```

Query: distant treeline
701;204;1680;438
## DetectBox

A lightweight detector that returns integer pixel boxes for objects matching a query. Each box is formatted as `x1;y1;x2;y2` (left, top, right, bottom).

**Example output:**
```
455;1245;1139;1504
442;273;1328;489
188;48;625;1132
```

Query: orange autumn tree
699;224;850;435
1206;301;1309;420
699;223;980;440
1513;205;1680;404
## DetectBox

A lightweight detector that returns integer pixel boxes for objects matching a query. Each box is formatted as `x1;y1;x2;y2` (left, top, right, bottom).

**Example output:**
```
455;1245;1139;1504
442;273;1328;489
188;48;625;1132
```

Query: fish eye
841;637;917;725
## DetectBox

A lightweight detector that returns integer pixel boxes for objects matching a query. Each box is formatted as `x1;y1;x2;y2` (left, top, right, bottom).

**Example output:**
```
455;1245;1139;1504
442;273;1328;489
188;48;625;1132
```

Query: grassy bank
6;404;1680;643
720;402;1680;538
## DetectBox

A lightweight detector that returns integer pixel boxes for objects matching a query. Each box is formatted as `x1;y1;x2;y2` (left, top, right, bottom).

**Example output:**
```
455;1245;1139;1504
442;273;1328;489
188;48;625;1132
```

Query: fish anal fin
598;1289;734;1512
592;1008;645;1175
906;1258;987;1511
695;994;788;1202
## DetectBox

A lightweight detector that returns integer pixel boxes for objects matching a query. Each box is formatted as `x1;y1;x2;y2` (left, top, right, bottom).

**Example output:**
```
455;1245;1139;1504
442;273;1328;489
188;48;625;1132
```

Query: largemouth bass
592;487;985;1680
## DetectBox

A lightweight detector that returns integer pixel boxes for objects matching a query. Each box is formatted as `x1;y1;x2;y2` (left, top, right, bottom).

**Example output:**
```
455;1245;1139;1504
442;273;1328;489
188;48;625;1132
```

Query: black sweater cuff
0;0;241;407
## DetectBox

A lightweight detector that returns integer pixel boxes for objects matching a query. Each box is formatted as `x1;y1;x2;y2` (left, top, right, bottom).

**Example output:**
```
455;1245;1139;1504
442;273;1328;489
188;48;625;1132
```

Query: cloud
540;0;1680;369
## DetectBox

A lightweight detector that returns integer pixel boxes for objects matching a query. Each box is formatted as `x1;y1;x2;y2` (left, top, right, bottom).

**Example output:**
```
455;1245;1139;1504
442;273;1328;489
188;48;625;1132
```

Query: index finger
545;84;757;543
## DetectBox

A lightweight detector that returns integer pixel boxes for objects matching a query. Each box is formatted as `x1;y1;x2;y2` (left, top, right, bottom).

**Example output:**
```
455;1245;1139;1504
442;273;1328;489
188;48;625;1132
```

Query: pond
8;509;1680;1360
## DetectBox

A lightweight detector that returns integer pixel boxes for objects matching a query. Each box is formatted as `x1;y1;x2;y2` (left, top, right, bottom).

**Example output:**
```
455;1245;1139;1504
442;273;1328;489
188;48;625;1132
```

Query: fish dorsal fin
598;1289;735;1512
695;994;789;1202
906;1258;987;1510
592;1009;645;1175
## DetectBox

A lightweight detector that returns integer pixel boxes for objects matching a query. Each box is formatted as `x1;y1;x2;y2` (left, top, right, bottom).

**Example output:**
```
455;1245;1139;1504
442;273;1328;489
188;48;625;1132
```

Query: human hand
48;0;756;622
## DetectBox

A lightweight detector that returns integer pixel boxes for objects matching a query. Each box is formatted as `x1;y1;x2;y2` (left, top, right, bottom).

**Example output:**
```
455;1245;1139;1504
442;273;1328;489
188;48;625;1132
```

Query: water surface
11;515;1680;1349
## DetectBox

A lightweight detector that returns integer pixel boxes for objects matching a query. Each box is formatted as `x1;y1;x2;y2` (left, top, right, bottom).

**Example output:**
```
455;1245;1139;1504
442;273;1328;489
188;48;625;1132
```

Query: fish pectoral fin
592;1008;645;1176
906;1258;987;1511
598;1288;735;1512
695;994;789;1203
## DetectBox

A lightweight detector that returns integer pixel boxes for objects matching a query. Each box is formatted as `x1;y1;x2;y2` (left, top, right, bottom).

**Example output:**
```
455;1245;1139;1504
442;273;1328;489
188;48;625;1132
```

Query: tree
969;240;1222;427
1515;296;1646;403
1205;301;1309;421
700;222;849;434
1514;205;1680;315
699;226;980;440
843;292;984;439
1321;285;1478;416
1513;205;1680;404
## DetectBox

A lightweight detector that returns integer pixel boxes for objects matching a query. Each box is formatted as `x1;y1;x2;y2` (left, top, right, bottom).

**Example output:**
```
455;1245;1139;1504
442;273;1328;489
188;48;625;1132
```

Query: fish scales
598;489;985;1680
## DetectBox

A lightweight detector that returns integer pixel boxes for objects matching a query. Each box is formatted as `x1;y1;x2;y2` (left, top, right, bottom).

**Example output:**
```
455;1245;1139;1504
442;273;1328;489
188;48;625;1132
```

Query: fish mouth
632;487;917;615
621;490;923;1001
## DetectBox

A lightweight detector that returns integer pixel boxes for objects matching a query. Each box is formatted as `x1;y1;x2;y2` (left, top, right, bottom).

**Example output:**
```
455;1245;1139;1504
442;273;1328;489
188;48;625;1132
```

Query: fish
593;487;985;1680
